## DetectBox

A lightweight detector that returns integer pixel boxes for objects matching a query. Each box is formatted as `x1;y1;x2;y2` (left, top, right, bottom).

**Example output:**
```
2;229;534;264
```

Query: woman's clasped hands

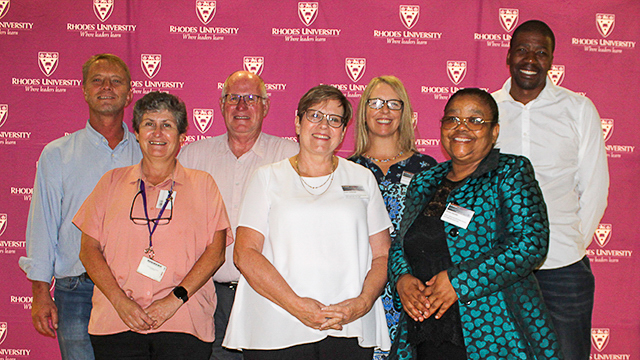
291;296;372;331
397;270;459;322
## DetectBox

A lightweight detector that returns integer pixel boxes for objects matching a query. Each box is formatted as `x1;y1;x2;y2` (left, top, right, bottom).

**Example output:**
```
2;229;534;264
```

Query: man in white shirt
178;70;298;360
493;20;609;360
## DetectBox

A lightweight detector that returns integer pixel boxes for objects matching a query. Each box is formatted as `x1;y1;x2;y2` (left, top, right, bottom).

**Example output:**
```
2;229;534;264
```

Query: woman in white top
223;85;392;359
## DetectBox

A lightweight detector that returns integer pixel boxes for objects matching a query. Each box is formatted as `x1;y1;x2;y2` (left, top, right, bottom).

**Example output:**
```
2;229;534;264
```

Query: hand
290;297;343;331
397;274;429;322
31;281;58;338
423;270;458;320
112;295;156;332
321;296;371;330
145;294;183;329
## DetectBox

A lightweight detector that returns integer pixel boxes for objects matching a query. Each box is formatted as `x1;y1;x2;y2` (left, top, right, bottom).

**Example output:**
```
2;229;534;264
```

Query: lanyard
139;179;173;259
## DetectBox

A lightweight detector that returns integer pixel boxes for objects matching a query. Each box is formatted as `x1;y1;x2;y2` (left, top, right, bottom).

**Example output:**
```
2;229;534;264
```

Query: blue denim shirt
19;121;142;283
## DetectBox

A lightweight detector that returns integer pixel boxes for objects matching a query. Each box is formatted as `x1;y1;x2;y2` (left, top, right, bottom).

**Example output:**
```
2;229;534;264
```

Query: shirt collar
223;132;267;159
127;160;187;187
85;120;134;150
469;148;500;179
498;77;560;106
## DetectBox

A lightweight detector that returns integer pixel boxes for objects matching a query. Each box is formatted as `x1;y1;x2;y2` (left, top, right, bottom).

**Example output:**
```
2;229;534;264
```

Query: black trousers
91;331;212;360
242;337;374;360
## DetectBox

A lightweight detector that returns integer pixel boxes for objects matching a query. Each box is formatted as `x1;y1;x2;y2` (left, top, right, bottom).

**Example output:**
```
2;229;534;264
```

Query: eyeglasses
303;109;345;128
223;94;264;106
440;116;494;131
366;98;404;111
130;190;173;226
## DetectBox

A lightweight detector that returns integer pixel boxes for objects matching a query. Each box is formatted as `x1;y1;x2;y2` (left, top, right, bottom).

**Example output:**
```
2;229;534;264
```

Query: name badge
440;203;474;229
342;185;367;198
400;171;414;186
156;190;176;209
137;256;167;282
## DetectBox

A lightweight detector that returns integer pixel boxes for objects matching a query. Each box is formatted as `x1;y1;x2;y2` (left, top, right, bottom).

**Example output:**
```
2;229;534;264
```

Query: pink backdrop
1;1;638;358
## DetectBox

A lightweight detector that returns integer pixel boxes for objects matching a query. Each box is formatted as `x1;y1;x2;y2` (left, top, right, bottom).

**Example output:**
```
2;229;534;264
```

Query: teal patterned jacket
388;150;563;360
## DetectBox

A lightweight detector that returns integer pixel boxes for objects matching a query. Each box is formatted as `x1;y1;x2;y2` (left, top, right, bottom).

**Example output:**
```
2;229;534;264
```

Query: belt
215;281;238;291
57;272;93;283
78;272;92;282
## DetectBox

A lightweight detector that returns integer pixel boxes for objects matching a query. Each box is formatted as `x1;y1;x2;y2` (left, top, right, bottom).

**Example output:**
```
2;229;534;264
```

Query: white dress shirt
178;132;298;282
493;78;609;269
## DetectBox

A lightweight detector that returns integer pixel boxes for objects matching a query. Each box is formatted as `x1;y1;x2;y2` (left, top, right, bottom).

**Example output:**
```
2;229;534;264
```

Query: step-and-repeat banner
1;1;638;359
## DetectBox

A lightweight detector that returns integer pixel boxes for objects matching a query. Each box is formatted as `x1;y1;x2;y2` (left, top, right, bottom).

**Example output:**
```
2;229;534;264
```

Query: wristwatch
172;286;189;303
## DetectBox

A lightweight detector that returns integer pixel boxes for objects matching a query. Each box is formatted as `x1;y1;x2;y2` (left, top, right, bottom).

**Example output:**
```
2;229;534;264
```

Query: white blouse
223;157;392;351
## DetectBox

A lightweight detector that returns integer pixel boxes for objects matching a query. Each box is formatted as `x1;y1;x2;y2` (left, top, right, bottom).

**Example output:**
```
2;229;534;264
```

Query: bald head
221;71;268;99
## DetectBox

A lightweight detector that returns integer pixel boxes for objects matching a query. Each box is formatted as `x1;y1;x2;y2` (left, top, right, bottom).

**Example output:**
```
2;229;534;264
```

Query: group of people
20;20;608;360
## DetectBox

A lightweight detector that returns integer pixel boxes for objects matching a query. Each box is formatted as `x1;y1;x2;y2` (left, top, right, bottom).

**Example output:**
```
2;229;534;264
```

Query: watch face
173;286;188;302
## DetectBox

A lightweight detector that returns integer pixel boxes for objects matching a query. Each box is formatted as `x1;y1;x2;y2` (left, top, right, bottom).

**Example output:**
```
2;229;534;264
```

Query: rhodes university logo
547;65;565;86
141;54;162;79
0;0;10;20
447;61;467;85
591;328;610;352
93;0;114;22
0;104;7;128
193;109;213;134
596;13;615;38
499;8;518;32
0;322;7;345
399;5;420;30
345;58;366;83
243;56;264;76
601;118;614;142
38;52;59;77
593;224;612;247
0;213;7;237
196;1;216;25
298;2;318;27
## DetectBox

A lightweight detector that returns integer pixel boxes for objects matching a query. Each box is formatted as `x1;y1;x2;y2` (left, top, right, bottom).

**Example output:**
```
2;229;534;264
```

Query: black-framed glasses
129;190;173;226
303;109;345;128
440;116;494;131
223;94;264;106
366;98;404;111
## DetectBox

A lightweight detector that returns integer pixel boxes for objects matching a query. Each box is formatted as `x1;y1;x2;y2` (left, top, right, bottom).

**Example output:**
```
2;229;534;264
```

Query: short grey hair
133;91;188;134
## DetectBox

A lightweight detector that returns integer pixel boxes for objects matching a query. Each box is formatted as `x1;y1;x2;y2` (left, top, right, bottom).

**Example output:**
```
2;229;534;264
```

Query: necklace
295;156;337;195
363;150;404;163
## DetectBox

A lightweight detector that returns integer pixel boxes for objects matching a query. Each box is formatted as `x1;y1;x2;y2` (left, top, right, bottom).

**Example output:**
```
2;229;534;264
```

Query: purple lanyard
139;179;173;254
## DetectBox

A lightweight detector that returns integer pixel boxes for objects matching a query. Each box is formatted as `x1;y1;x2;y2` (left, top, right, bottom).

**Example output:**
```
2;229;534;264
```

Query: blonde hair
82;54;131;90
352;76;417;157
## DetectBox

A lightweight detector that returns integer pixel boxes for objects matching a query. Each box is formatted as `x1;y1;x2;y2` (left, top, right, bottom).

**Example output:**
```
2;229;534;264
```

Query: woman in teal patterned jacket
388;88;562;360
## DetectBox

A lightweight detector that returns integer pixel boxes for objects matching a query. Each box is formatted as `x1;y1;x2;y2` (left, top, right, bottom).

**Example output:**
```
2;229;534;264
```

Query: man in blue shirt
19;54;142;360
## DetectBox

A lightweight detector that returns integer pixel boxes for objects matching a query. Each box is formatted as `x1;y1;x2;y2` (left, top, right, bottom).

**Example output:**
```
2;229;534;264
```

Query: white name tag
137;256;167;282
440;203;474;229
400;171;414;186
156;190;175;209
342;185;367;198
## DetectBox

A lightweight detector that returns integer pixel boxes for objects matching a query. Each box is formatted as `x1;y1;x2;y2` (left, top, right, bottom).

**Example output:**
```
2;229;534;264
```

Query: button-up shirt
72;161;232;341
493;78;609;269
19;121;142;282
178;132;298;282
